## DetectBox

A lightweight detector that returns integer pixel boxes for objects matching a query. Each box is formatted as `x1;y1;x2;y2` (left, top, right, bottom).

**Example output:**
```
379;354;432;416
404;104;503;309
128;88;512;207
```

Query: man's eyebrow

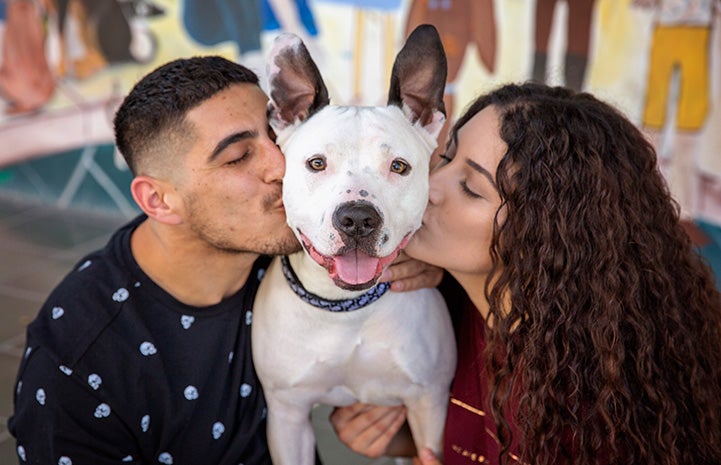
466;158;497;189
208;130;257;162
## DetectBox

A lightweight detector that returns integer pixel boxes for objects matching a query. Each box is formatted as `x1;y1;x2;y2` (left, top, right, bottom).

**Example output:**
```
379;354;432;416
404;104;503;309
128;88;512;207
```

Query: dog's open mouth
299;232;410;290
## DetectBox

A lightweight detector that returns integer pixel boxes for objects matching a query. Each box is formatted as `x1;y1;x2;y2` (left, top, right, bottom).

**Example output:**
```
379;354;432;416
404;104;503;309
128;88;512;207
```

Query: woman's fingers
382;252;443;291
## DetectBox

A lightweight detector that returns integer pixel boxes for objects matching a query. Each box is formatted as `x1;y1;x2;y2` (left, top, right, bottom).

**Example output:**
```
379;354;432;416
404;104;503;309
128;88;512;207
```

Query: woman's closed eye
460;179;483;199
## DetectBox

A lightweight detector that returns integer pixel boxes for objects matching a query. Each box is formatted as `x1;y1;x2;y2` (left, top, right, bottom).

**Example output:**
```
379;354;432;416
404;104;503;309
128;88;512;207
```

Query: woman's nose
428;169;443;205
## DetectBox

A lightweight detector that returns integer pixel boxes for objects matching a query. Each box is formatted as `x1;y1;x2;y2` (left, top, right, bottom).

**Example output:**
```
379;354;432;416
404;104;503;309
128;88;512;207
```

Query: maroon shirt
442;295;616;465
443;297;521;465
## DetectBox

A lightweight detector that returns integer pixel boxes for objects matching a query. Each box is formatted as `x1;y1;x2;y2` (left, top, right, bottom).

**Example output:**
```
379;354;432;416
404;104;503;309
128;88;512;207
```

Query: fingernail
391;281;404;292
380;270;392;282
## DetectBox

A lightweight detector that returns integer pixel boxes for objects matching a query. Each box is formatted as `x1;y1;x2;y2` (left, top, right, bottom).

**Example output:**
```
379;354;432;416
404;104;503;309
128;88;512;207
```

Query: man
9;56;433;465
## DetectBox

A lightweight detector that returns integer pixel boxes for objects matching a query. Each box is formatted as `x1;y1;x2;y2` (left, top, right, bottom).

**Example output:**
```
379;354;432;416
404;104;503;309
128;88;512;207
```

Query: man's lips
269;199;285;213
298;231;410;288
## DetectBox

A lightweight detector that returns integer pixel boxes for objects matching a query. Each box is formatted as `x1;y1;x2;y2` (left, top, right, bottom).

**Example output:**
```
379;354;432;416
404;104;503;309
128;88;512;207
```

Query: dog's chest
252;257;439;399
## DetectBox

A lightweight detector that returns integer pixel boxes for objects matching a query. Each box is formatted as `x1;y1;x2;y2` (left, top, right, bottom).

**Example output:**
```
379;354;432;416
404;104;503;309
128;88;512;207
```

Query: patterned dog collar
280;255;391;312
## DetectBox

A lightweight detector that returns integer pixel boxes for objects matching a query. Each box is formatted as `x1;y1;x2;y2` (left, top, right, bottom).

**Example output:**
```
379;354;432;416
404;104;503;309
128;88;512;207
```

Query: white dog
252;25;457;465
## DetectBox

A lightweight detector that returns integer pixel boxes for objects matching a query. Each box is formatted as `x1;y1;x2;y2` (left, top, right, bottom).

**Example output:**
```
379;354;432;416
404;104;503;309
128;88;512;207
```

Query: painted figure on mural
52;0;164;78
264;0;322;74
404;0;497;167
0;0;163;115
532;0;597;91
263;0;318;38
633;0;719;244
183;0;319;78
0;0;54;114
182;0;264;71
313;0;403;104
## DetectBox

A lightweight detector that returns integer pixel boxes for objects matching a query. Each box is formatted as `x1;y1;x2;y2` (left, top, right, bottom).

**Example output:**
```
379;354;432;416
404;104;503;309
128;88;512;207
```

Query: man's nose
262;139;285;183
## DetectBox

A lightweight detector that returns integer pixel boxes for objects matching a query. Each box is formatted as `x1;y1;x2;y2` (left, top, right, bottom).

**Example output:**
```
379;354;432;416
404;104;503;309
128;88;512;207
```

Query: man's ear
130;175;183;225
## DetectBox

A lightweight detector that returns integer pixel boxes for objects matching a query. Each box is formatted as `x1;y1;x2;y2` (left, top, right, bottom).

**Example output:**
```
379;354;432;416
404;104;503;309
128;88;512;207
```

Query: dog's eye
390;158;410;176
307;156;327;171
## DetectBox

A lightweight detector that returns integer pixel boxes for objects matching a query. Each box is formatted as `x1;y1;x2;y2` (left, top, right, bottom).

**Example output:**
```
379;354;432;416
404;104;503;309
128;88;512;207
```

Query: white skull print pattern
35;388;46;405
112;288;129;302
59;365;72;376
87;373;102;390
184;385;199;400
51;307;64;319
139;341;157;356
94;403;111;418
212;422;225;439
180;315;195;329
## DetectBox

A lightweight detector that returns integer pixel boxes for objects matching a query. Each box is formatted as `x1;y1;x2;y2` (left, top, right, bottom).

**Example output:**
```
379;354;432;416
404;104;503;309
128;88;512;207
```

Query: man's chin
276;240;303;255
267;234;303;256
258;223;301;256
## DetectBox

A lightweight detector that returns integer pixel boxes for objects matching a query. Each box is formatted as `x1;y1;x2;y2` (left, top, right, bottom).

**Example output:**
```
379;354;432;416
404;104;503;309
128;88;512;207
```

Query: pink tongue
333;250;381;285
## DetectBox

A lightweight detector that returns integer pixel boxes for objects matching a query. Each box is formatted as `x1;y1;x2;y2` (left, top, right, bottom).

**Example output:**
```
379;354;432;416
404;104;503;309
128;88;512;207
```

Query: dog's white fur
252;26;457;465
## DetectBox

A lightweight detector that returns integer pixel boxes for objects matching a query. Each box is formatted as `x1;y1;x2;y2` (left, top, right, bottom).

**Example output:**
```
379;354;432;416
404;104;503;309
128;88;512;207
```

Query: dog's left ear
388;24;447;139
267;33;330;131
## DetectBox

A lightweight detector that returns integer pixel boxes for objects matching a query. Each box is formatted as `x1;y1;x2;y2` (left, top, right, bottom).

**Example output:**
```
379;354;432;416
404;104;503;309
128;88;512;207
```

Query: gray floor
0;195;404;465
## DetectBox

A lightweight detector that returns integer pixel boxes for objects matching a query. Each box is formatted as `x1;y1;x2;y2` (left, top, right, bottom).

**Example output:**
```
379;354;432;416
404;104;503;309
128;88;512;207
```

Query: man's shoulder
26;225;138;367
52;252;131;304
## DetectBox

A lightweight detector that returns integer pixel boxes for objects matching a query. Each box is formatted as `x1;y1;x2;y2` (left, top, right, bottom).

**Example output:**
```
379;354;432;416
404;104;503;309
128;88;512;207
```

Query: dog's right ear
267;33;330;131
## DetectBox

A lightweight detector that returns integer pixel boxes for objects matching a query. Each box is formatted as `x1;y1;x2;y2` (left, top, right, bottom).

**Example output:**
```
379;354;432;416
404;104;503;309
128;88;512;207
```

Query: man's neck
130;220;258;307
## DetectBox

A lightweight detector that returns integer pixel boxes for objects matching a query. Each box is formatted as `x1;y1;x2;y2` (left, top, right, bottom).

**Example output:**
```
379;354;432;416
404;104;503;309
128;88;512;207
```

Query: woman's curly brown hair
456;82;721;465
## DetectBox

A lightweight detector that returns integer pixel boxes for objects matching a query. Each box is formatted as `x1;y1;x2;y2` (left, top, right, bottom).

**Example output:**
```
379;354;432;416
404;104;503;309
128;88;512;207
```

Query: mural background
0;0;720;223
2;2;721;463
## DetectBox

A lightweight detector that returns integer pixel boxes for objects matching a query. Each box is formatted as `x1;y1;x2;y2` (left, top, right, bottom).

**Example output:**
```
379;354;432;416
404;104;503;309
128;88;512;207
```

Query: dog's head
267;25;447;291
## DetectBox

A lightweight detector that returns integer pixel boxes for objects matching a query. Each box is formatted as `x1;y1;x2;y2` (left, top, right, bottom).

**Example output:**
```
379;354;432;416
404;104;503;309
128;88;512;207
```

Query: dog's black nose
333;201;382;238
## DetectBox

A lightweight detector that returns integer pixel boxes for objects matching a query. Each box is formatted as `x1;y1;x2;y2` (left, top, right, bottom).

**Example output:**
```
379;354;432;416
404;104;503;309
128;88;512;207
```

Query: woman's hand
413;448;444;465
382;251;443;292
329;403;408;458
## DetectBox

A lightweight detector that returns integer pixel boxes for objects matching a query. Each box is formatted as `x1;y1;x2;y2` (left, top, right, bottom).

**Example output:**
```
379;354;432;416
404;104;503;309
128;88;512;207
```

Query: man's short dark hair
113;56;259;175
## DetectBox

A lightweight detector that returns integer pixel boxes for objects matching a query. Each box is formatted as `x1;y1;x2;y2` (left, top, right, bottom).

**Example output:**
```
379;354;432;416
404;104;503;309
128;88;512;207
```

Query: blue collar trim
280;255;390;312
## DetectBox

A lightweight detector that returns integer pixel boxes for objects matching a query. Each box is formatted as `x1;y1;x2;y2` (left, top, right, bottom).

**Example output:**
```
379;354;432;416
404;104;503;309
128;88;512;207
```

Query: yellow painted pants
643;26;710;131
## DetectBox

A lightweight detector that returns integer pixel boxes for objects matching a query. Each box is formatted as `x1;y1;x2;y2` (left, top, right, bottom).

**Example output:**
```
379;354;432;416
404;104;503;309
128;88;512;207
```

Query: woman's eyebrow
466;158;497;189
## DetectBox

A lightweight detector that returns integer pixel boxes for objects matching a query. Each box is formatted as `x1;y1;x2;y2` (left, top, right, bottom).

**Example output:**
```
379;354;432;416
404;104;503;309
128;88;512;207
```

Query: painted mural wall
0;0;720;224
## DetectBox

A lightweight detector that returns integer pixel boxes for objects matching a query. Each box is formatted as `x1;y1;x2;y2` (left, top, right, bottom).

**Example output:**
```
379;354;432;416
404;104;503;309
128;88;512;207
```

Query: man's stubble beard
267;227;303;256
253;189;303;256
185;193;302;257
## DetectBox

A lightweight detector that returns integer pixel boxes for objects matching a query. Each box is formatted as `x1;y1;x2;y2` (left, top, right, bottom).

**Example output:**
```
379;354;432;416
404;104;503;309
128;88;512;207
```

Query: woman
332;82;721;465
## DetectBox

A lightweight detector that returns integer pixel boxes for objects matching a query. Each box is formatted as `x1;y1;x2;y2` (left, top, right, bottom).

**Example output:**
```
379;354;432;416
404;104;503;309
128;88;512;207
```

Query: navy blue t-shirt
9;215;273;465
